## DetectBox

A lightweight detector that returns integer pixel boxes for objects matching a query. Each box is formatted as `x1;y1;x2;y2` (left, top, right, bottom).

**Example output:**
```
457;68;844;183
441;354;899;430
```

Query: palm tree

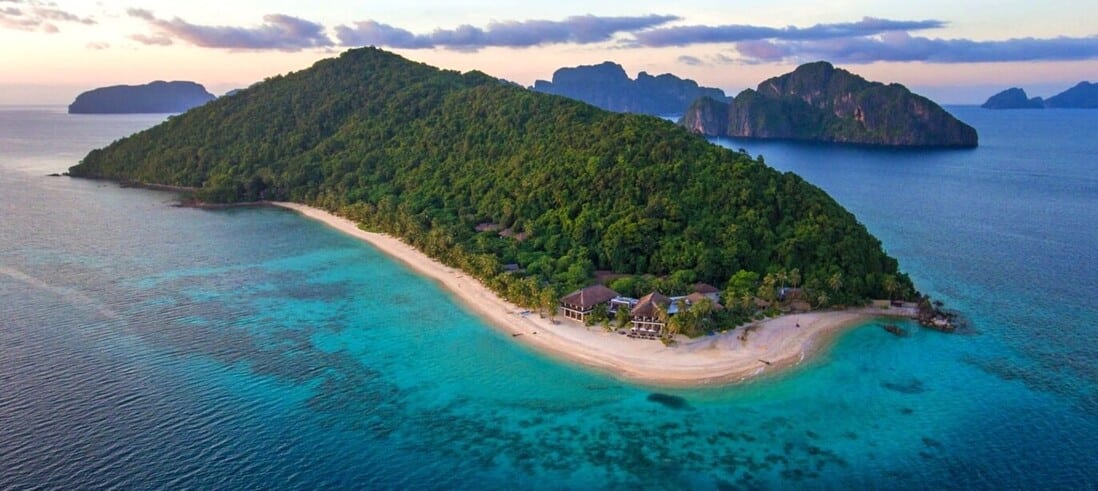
673;298;696;336
827;272;843;293
882;274;898;302
776;269;789;292
654;301;670;326
758;273;778;305
616;305;631;329
539;287;558;320
815;291;830;309
692;297;714;318
664;315;682;339
789;268;801;290
740;294;754;313
652;300;670;337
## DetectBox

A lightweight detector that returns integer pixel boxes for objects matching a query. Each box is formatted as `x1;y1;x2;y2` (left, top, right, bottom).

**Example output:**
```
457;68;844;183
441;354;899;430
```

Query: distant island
532;61;729;116
981;88;1046;109
70;48;935;386
681;61;978;148
982;82;1097;109
68;81;215;114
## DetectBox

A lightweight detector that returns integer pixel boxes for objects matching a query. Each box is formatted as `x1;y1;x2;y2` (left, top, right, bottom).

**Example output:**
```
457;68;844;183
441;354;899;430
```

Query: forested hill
71;47;913;307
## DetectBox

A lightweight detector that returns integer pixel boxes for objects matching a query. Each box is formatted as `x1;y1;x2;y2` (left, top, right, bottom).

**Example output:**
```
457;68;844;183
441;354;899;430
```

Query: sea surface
1;105;1094;489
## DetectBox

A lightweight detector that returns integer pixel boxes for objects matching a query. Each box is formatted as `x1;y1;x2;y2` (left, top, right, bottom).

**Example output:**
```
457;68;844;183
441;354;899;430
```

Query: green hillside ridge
682;62;978;147
71;48;915;323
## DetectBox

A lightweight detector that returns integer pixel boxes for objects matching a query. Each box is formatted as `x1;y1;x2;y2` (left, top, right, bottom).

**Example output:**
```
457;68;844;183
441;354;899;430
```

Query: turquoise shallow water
0;106;1094;489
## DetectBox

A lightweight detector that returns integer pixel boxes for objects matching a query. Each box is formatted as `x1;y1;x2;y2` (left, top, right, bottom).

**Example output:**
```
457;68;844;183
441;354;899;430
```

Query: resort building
563;283;727;338
630;292;671;336
692;282;721;303
609;296;638;314
559;284;620;322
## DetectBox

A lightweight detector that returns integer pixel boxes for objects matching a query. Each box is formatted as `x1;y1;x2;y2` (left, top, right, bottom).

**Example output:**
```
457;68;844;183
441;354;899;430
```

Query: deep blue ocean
1;105;1094;489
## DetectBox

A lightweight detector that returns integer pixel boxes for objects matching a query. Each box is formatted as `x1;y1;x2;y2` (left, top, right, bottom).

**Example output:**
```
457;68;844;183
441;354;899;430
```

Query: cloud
85;41;109;50
128;10;333;51
732;31;1098;64
335;14;680;51
104;10;1098;66
0;0;94;33
130;33;172;46
677;55;703;66
734;40;794;63
126;8;154;21
633;17;944;47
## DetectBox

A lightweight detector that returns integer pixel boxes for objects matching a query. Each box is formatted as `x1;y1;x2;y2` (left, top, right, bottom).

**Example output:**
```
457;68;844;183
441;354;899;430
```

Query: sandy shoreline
271;201;887;388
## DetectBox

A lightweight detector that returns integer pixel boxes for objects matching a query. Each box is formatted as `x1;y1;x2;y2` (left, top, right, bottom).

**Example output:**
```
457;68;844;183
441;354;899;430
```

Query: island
681;61;979;148
532;61;729;116
983;82;1097;109
981;87;1045;109
68;80;215;114
70;47;939;386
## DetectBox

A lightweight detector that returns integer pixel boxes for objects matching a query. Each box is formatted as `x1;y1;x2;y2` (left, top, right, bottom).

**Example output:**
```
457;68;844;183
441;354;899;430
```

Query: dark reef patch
646;392;691;410
882;377;927;394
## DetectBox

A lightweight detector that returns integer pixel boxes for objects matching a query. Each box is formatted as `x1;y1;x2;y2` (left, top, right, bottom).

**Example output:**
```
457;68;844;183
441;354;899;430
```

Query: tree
615;305;632;329
758;273;778;305
539;286;558;320
789;268;801;290
691;297;714;318
882;274;898;302
664;315;682;339
724;269;759;304
815;291;830;309
739;294;754;313
828;272;843;293
654;300;670;327
586;303;609;327
776;269;789;291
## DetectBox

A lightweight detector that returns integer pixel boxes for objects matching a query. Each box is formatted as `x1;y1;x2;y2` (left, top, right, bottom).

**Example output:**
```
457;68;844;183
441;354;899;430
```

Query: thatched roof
560;284;619;308
631;291;671;318
692;282;720;294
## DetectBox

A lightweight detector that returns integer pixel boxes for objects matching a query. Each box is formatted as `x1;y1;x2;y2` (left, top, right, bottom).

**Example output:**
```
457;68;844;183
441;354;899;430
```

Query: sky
1;0;1095;104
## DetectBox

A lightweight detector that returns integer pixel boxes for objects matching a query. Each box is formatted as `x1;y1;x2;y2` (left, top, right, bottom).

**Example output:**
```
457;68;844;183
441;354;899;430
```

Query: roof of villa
685;292;724;311
560;284;619;308
631;291;671;318
692;282;720;294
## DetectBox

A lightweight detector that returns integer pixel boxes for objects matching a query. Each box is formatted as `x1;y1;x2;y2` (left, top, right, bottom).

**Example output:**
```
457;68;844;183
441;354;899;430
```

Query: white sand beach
272;201;882;387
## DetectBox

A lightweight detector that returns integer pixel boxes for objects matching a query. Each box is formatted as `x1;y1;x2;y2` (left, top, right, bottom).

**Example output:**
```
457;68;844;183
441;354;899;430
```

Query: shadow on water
647;393;691;410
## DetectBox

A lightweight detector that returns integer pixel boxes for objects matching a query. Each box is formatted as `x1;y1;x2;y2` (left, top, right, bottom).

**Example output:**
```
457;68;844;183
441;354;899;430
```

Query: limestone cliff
681;62;978;148
532;62;728;115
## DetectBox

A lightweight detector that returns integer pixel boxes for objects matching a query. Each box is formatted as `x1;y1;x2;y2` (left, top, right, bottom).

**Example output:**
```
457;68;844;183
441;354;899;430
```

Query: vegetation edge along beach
271;201;907;387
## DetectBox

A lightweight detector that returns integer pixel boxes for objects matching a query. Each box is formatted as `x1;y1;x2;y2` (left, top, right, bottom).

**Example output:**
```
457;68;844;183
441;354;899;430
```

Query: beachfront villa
560;283;725;337
629;292;671;336
559;284;619;322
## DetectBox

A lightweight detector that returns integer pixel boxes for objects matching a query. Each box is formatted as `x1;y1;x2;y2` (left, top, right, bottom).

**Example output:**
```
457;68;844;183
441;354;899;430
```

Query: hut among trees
691;283;721;303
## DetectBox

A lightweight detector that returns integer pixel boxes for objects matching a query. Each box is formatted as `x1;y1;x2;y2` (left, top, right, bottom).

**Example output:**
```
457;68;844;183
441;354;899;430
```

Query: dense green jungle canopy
72;48;915;317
